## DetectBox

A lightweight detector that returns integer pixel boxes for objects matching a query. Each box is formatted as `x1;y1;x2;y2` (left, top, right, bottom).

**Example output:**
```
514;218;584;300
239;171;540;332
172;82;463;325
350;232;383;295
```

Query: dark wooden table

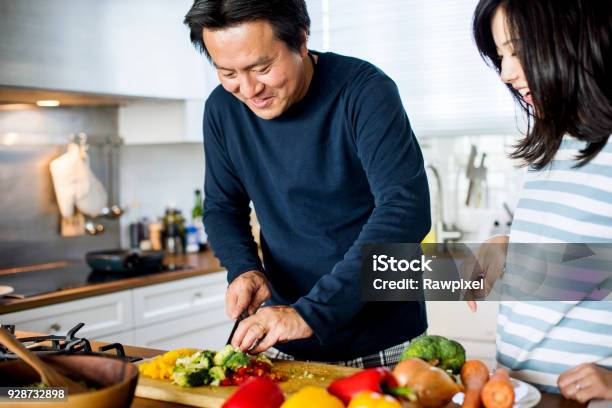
122;344;586;408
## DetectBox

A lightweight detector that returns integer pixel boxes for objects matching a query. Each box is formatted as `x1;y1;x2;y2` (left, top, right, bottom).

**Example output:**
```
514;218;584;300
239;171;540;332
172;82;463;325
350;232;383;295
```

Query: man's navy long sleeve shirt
203;51;430;361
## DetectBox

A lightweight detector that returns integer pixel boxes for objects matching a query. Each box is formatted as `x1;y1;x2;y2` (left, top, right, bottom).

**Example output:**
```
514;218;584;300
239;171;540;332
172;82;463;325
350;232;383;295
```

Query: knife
226;310;249;346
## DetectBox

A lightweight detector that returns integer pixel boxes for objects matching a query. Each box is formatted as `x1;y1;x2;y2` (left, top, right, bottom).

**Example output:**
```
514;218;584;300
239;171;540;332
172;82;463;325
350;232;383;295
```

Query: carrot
481;369;515;408
460;360;490;408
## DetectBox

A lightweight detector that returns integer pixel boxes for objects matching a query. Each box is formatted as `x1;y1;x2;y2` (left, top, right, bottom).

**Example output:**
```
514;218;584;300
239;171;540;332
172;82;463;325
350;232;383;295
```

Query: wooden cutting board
135;359;361;408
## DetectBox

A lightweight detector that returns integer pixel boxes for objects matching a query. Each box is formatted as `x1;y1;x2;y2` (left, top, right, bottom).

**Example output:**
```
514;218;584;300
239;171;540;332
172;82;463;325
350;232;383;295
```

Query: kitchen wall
0;106;121;267
118;143;205;247
0;104;205;264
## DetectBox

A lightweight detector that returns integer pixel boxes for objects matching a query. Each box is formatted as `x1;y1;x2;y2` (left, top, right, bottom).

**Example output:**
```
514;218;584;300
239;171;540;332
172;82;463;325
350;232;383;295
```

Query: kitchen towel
49;141;107;218
75;149;107;217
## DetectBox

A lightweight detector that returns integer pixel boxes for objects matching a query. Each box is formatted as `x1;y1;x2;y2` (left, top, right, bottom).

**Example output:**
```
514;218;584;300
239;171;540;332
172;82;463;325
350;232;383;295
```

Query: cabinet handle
49;323;61;332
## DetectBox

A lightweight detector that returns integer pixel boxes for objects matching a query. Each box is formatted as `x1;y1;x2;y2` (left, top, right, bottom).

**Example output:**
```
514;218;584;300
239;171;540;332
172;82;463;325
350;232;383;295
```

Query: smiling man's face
203;20;309;120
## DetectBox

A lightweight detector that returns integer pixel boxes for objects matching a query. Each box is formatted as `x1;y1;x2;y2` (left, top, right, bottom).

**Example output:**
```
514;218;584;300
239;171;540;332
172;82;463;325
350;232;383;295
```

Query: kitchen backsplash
118;143;204;248
0;106;121;267
0;105;206;265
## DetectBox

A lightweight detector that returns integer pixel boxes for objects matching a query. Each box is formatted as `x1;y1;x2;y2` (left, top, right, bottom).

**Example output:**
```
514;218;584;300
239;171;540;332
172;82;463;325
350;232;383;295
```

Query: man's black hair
184;0;311;60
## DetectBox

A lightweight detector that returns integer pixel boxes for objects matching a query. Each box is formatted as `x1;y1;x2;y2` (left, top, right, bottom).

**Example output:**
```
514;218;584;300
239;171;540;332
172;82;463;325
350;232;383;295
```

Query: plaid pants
264;337;418;369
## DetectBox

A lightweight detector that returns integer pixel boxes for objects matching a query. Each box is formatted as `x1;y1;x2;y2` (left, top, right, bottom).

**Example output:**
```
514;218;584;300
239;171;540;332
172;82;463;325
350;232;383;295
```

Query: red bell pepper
327;368;399;405
222;377;285;408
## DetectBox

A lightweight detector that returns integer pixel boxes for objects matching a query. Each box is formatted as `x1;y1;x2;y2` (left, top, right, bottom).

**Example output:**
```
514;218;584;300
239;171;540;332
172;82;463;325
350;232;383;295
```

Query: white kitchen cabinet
118;99;205;144
0;0;210;100
1;271;231;351
95;330;135;346
132;302;232;350
1;271;232;351
132;272;227;327
1;291;133;339
426;301;499;368
131;271;232;350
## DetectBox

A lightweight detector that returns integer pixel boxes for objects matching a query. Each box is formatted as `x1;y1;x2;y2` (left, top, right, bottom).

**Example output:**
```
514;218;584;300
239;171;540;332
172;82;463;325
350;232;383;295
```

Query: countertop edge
0;252;225;314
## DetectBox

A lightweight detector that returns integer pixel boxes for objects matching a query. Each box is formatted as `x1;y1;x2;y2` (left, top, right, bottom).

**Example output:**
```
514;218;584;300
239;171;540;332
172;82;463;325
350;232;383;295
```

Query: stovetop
0;323;141;362
0;260;190;299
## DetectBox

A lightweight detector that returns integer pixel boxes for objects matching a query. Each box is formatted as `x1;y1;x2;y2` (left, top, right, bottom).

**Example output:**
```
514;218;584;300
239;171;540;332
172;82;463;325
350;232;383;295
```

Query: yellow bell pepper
347;391;402;408
281;386;344;408
139;348;198;380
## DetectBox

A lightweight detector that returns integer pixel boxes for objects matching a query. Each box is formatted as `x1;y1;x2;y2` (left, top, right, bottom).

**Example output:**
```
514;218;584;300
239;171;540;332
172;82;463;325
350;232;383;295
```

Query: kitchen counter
9;332;588;408
94;343;591;408
0;251;224;314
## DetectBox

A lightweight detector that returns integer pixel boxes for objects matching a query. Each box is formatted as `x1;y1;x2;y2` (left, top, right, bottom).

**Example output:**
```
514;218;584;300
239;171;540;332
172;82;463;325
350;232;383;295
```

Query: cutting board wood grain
135;359;361;408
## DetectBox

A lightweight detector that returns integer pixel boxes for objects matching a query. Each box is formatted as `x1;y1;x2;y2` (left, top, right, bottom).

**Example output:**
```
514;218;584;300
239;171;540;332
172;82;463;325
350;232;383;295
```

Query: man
184;0;430;367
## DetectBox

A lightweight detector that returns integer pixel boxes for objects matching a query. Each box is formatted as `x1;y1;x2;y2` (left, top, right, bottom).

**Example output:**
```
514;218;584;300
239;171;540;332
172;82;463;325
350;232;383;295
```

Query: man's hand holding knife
226;270;313;353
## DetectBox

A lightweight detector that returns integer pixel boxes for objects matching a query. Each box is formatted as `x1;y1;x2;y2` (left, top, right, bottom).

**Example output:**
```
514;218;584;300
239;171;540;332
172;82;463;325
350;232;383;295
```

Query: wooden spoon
0;327;88;394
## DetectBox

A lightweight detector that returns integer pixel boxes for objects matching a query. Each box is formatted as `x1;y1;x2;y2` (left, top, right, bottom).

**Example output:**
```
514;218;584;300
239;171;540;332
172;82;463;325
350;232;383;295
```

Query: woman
471;0;612;402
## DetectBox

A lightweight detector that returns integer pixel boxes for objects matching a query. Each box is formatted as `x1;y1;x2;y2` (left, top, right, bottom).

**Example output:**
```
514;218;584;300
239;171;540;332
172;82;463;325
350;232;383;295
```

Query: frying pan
85;249;164;274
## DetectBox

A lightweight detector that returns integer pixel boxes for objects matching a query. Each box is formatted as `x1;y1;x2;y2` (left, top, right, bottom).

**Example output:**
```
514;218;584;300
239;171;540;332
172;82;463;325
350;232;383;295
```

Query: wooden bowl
0;354;139;408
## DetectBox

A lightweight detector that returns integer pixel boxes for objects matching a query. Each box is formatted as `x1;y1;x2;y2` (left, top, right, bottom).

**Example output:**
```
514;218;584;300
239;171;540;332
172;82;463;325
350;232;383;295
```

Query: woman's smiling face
491;6;533;106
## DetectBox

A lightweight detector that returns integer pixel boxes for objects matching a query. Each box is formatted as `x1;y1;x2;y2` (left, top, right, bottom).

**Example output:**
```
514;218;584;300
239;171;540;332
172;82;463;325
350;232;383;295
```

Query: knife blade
226;310;249;346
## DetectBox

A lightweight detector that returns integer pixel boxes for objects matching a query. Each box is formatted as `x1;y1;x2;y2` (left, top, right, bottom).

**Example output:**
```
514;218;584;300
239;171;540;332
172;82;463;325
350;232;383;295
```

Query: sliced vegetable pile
139;345;280;387
138;348;198;381
141;334;516;408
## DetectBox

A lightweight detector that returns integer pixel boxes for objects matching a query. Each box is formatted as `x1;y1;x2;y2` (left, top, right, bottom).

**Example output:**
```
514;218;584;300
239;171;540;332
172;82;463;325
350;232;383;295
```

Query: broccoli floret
175;350;211;370
427;335;447;343
437;338;466;373
213;345;237;367
193;351;214;370
209;366;226;386
176;351;201;367
172;365;211;387
225;351;251;371
401;335;440;363
200;350;216;363
401;335;466;374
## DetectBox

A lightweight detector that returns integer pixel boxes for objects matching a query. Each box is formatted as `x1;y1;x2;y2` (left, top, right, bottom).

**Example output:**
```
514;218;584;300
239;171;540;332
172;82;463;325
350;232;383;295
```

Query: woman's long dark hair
473;0;612;168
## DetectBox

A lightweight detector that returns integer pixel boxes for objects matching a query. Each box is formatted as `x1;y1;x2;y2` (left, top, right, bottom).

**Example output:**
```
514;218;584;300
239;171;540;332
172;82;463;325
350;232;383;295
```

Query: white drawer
132;302;232;350
132;271;228;327
1;291;133;338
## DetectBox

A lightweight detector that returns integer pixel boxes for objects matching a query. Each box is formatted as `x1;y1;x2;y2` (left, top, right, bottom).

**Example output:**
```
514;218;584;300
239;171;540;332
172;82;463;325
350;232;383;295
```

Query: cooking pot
85;249;164;274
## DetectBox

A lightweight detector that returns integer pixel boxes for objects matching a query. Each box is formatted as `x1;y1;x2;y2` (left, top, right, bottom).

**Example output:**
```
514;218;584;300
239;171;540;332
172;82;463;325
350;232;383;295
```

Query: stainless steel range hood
0;0;207;100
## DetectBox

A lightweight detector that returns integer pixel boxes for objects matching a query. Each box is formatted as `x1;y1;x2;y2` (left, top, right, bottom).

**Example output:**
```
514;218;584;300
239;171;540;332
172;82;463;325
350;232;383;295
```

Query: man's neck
293;52;316;105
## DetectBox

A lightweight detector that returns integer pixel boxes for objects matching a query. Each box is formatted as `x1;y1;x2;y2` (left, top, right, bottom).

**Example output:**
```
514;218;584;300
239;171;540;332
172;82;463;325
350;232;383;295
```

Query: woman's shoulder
527;134;612;174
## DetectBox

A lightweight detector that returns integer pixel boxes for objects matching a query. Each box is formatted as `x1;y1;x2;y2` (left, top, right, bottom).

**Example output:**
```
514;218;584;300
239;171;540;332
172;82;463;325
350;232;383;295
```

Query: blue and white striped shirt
497;136;612;393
